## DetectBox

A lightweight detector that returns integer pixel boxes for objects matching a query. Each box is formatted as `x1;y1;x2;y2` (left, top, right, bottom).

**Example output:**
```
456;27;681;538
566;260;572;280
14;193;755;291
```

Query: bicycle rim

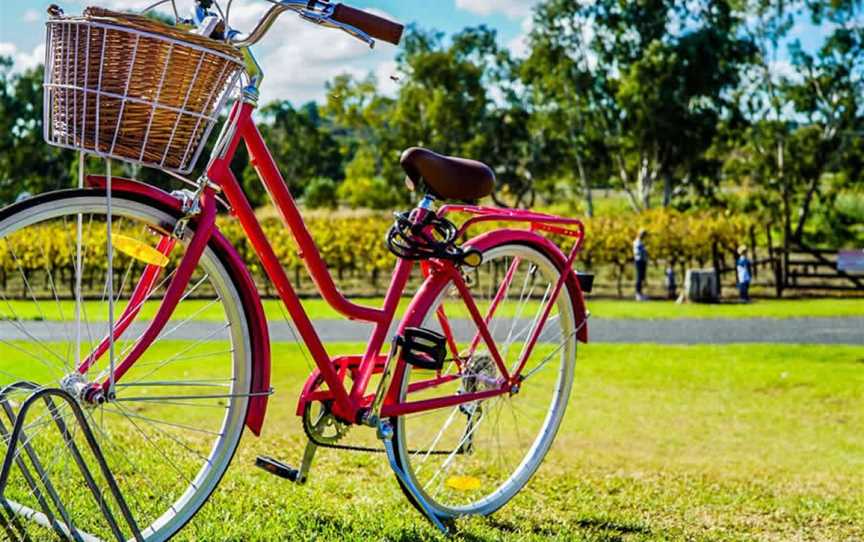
0;193;250;541
392;241;577;518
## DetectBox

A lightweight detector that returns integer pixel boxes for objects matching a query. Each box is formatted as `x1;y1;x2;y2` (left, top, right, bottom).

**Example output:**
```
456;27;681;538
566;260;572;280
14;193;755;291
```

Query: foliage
523;0;754;212
337;175;403;210
303;177;339;209
0;61;74;202
256;102;343;200
0;0;862;246
1;207;754;298
725;0;864;245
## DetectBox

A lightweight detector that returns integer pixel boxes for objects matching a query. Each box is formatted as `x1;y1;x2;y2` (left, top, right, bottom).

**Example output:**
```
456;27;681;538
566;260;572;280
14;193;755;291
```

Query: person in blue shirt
633;229;648;301
736;245;752;302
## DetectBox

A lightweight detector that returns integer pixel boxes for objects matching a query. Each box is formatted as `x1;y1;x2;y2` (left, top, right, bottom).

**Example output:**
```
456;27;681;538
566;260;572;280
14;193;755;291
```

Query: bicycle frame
79;99;588;426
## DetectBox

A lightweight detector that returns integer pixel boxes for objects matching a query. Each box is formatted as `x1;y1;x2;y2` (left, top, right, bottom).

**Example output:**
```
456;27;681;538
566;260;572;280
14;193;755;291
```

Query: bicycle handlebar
229;0;403;49
331;3;404;45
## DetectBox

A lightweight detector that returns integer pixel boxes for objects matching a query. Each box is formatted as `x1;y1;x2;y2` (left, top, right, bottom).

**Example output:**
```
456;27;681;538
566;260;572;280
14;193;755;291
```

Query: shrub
303;177;339;209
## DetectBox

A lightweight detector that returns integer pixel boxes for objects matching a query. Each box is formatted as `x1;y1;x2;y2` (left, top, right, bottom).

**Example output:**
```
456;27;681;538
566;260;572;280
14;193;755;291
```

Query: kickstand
255;438;318;484
378;420;450;534
296;438;318;484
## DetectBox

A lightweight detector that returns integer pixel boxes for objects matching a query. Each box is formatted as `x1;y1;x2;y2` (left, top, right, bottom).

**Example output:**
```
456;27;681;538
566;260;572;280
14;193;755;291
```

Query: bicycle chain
300;361;475;455
301;402;385;453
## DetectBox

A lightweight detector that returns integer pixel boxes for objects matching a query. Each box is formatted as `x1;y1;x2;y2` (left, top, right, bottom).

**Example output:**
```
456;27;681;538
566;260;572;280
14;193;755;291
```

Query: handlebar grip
331;3;404;45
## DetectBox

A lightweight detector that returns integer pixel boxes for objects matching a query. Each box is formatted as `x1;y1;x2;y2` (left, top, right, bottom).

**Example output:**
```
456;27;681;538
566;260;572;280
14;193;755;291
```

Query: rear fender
86;176;271;435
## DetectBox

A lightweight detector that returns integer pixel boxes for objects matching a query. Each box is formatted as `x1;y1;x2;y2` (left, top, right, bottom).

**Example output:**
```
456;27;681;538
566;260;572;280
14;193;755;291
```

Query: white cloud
246;14;400;105
23;9;41;23
375;60;402;96
0;42;45;72
12;2;398;105
455;0;538;19
508;16;533;58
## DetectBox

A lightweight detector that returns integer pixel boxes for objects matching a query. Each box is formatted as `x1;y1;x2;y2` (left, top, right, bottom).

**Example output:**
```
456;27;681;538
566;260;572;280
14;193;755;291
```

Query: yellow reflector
445;475;481;491
111;234;170;268
462;250;482;268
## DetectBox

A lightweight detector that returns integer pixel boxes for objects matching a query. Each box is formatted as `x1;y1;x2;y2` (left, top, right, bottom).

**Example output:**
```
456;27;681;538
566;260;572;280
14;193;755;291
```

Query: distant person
736;245;752;302
633;229;648;301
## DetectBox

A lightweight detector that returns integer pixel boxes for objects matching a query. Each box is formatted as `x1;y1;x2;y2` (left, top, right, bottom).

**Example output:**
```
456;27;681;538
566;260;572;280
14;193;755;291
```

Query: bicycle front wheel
391;240;578;519
0;190;251;541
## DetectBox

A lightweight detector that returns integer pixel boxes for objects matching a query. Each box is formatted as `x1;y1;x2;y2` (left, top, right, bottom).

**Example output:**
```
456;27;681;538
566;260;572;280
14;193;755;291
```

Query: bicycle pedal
401;327;446;371
255;456;302;483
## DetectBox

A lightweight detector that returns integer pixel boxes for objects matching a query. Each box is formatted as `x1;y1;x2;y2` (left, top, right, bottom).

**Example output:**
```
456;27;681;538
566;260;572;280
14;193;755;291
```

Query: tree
303;177;339;209
726;0;863;245
255;101;342;199
324;74;404;201
0;60;74;203
524;0;753;211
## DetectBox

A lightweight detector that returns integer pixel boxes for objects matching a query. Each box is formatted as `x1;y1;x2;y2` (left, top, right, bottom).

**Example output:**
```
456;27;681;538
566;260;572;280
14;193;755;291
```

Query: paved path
2;318;861;344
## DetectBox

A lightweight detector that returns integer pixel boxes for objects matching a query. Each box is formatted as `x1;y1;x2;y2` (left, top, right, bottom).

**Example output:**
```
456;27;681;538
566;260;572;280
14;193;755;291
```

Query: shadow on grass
381;515;652;542
478;516;651;540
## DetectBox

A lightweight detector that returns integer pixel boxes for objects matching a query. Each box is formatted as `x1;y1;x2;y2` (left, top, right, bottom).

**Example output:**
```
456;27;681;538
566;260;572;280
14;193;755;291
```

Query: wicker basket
44;7;244;174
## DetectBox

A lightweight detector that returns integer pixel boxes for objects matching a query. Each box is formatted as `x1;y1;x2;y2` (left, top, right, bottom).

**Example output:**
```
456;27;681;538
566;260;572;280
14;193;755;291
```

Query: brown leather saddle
400;147;495;201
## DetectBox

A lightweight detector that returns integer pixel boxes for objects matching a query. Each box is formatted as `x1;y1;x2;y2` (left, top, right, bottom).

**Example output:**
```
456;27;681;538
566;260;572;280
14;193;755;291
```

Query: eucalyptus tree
726;0;863;244
0;61;74;203
523;0;752;211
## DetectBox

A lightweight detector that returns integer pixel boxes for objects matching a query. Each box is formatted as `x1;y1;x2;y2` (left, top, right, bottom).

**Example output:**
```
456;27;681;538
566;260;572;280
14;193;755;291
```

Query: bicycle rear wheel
0;191;251;541
391;240;578;519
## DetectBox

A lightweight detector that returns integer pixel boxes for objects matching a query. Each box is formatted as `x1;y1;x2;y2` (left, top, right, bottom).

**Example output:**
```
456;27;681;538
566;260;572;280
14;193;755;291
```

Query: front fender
87;176;271;436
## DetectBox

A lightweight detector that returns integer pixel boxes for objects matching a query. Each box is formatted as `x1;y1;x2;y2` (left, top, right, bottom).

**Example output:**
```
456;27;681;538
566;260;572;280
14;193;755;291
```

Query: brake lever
299;10;376;48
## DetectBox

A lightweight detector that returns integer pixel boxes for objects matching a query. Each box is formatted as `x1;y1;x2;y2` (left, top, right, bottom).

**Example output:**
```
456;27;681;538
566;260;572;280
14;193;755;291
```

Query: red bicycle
0;1;589;540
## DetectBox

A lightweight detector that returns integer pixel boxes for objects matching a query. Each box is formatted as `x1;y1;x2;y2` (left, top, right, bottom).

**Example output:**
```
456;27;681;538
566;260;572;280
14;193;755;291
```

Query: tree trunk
637;156;651;210
662;172;673;207
793;175;820;242
615;154;642;212
575;154;593;217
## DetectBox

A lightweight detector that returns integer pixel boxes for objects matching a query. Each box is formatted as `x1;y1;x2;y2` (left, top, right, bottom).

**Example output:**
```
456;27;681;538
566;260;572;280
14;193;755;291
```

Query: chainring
302;401;351;445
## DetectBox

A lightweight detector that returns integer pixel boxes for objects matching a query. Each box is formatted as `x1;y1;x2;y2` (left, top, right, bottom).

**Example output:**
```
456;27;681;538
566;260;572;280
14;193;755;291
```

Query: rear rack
438;204;586;253
0;383;143;542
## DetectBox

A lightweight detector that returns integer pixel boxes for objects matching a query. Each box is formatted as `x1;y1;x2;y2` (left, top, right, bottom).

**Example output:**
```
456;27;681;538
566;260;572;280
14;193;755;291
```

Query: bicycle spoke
0;197;247;540
396;243;577;514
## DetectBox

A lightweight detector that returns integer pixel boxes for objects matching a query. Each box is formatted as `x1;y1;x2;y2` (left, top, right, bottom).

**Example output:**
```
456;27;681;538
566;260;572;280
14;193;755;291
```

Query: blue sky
0;1;828;105
0;1;530;104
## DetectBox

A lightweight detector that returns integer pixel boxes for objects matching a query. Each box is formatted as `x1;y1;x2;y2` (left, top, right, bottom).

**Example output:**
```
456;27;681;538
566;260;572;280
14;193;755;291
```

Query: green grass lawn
0;342;861;540
191;342;863;541
2;296;862;322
